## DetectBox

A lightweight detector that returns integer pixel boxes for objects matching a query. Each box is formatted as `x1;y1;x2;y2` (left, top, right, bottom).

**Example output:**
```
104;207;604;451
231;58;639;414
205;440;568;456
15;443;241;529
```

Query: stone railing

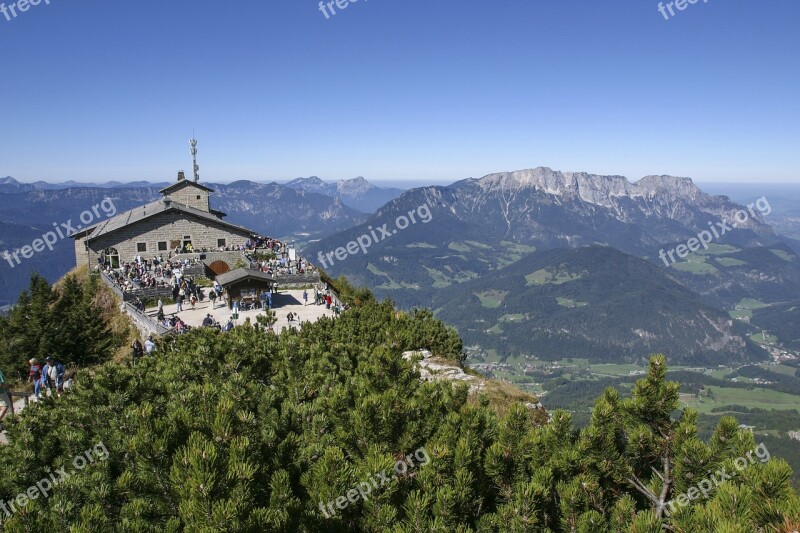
129;286;175;301
123;301;174;337
184;264;206;276
99;271;126;299
99;272;171;302
100;270;174;337
272;271;321;288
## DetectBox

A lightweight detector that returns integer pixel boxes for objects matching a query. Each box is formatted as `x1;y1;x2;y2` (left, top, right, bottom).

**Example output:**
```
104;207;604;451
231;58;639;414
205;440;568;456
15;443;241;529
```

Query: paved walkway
152;289;336;333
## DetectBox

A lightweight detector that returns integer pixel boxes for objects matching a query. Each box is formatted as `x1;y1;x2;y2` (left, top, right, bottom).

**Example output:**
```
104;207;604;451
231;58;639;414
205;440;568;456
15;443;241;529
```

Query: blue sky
1;0;798;185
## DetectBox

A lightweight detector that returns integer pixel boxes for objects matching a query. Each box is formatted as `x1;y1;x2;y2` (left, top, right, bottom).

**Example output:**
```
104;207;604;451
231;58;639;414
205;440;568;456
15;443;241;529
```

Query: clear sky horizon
1;0;798;185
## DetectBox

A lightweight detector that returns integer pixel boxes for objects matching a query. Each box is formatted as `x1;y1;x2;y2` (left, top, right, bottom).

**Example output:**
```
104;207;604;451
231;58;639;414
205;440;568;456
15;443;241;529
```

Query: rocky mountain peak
474;167;710;207
0;176;32;193
336;176;373;194
635;175;702;200
287;176;325;187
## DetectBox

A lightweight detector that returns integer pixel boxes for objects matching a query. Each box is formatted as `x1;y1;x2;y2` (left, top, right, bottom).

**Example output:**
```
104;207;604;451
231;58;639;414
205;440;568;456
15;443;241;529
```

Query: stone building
72;172;256;269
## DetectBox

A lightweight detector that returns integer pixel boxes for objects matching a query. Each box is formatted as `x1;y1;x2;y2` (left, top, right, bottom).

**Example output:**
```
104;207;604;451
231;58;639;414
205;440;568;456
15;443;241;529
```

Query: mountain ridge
285;175;404;212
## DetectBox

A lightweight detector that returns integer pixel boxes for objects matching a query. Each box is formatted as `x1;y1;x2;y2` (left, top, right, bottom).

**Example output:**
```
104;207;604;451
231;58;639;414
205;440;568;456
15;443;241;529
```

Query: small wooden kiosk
215;268;275;310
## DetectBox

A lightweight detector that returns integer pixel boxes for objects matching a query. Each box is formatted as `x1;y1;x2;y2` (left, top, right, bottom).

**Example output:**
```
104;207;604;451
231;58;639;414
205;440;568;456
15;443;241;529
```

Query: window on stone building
137;243;147;252
197;195;201;200
218;238;227;248
158;241;167;251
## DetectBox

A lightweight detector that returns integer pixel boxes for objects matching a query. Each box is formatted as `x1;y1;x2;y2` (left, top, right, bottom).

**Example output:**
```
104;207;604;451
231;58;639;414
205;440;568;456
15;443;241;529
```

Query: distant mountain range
306;168;793;301
1;175;406;214
285;176;404;213
0;177;172;191
304;167;800;364
0;176;369;238
211;181;365;237
2;168;799;367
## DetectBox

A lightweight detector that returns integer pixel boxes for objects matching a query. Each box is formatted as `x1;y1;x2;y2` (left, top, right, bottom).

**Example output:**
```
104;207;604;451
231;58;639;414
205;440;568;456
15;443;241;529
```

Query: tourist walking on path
144;336;156;355
303;290;308;305
29;358;43;399
41;357;65;398
132;339;144;364
260;291;268;310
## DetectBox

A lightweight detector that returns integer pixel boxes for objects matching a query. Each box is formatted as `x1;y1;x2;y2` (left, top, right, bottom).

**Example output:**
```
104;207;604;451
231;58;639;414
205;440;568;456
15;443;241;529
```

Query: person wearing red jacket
29;358;43;399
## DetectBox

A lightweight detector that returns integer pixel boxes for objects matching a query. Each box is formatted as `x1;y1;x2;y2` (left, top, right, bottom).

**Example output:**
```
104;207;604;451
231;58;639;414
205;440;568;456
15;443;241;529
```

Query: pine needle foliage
0;302;797;531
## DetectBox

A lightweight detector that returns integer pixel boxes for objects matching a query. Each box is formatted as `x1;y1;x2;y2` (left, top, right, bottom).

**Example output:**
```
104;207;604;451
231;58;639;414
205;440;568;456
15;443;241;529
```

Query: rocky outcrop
402;349;485;394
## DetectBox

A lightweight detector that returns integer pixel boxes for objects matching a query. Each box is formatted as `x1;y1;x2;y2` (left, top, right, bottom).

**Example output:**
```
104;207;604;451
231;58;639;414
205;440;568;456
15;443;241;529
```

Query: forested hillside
0;272;127;377
0;276;797;531
431;246;766;365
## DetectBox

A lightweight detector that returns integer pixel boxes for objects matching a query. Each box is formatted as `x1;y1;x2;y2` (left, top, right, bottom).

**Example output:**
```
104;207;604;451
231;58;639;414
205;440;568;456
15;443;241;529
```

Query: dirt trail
1;394;38;445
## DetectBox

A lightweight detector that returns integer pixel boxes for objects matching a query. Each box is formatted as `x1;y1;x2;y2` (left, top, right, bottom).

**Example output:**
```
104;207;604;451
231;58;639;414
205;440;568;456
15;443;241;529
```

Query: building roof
215;268;275;287
159;180;215;194
71;198;255;242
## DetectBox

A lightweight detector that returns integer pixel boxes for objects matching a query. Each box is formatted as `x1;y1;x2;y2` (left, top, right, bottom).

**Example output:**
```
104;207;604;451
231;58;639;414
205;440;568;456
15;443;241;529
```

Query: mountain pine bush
0;298;797;531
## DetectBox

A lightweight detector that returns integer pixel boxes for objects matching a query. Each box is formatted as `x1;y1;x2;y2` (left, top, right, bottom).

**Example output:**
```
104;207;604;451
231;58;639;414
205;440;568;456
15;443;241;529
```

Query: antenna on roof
190;132;200;182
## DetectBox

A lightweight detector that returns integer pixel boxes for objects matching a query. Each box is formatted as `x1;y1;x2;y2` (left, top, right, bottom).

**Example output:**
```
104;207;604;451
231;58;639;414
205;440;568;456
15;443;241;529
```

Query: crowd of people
99;256;203;293
94;233;350;360
244;254;317;278
249;236;284;251
96;234;306;297
173;235;284;255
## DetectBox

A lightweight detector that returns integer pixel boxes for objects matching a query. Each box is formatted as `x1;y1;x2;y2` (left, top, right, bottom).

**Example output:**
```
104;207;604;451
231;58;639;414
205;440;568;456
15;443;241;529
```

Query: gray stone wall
78;211;251;267
74;235;90;268
168;184;211;212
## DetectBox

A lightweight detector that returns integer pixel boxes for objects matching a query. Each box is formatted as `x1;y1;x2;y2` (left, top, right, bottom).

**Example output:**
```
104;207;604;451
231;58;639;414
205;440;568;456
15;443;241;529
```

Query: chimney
177;171;185;181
